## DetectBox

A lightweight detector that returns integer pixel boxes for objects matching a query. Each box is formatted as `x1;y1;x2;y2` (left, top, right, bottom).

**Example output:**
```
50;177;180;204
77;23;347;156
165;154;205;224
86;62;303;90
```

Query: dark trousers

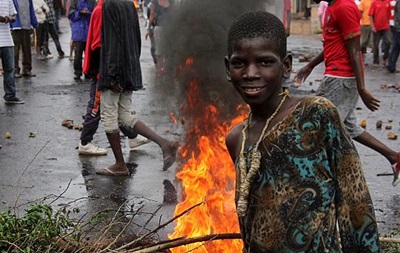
36;23;47;55
11;29;32;74
373;29;391;64
43;22;64;56
388;28;400;72
73;41;86;76
80;78;138;143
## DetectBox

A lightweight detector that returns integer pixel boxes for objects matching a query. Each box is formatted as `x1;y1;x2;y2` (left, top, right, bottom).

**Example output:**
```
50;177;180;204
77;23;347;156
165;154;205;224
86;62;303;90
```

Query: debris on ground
5;132;11;139
388;132;398;140
376;120;383;129
62;119;74;129
360;119;367;128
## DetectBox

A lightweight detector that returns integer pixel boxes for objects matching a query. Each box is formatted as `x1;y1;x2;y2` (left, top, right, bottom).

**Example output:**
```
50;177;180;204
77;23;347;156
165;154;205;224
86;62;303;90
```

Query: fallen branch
127;233;242;253
380;237;400;243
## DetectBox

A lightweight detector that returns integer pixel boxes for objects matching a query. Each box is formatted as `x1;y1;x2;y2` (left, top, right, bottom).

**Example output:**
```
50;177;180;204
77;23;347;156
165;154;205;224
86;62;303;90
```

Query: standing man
52;0;62;33
359;0;373;54
43;0;65;58
0;0;24;103
294;0;400;186
388;0;400;72
67;0;95;80
10;0;38;78
369;0;391;66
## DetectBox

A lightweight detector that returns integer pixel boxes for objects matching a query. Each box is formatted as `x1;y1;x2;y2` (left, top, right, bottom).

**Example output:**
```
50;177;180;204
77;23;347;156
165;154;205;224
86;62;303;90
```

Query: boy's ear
282;53;293;79
224;56;232;82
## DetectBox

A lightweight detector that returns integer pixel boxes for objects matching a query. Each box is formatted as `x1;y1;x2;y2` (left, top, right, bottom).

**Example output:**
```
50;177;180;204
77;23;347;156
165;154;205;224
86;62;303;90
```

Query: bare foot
96;163;130;176
161;141;179;171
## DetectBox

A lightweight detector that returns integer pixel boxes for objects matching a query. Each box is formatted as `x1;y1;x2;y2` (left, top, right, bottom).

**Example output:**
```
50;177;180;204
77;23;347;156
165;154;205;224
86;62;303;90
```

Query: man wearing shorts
295;0;400;186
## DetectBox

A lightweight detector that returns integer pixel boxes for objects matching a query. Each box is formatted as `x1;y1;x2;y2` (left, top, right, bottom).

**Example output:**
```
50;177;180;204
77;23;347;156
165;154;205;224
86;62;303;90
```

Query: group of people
319;0;400;72
1;0;399;250
76;0;178;176
33;0;65;60
0;0;64;104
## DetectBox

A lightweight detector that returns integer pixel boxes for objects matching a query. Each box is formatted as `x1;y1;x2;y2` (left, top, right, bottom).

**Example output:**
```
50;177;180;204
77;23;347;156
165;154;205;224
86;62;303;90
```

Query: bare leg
133;120;179;170
96;131;129;176
353;131;398;164
353;131;400;185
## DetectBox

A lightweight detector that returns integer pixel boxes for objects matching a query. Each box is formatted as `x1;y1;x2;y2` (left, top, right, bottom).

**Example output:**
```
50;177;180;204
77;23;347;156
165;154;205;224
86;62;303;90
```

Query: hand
145;30;152;40
358;88;380;111
293;65;312;88
110;81;123;93
0;15;8;23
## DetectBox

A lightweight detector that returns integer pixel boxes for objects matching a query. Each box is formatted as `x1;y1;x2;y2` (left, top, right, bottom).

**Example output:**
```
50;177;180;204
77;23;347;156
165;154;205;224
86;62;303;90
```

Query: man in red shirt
369;0;391;65
295;0;400;186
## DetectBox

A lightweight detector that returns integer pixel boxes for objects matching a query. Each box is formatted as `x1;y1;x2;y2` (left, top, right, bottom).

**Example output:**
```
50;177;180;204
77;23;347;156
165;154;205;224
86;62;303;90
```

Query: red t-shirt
323;0;361;77
369;0;390;31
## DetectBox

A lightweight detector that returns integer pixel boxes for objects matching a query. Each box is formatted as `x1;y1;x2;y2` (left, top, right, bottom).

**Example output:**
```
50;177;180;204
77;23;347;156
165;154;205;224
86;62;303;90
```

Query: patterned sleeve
320;97;380;252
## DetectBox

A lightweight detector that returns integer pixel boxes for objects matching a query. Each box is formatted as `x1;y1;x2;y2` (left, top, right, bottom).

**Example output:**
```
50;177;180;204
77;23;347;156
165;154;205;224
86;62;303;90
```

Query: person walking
33;0;49;60
96;0;178;176
0;0;24;104
67;0;95;80
388;0;400;72
42;0;65;58
145;0;172;71
78;0;150;156
369;0;391;66
359;0;373;54
10;0;38;78
52;0;62;33
295;0;400;186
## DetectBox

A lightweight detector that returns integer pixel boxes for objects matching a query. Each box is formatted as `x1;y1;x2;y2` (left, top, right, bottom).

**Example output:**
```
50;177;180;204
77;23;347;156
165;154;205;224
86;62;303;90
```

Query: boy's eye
230;60;244;68
260;59;275;66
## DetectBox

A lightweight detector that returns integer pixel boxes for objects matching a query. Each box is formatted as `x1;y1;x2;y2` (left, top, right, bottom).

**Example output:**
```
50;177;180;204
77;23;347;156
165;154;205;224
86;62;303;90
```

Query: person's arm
145;2;156;39
323;101;380;252
345;37;380;111
293;51;324;87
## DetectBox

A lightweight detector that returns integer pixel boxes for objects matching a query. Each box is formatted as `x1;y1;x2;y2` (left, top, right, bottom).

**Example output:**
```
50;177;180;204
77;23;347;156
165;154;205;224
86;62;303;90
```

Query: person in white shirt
0;0;24;104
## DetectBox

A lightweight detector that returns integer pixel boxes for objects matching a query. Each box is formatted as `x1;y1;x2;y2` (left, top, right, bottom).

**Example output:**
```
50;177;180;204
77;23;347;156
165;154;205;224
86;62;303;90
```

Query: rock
5;132;11;139
385;125;392;130
388;132;398;140
360;119;367;128
376;120;382;129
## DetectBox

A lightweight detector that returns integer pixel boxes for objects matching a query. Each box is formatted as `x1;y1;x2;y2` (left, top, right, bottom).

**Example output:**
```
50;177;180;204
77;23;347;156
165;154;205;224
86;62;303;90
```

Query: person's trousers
73;41;86;76
373;29;391;64
0;46;17;100
43;22;63;55
54;9;61;32
11;29;32;74
388;29;400;72
36;23;47;55
80;79;138;142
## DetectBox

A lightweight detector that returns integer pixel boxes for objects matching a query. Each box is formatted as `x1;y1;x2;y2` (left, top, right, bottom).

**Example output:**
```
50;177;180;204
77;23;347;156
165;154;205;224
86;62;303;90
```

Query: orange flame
168;77;248;252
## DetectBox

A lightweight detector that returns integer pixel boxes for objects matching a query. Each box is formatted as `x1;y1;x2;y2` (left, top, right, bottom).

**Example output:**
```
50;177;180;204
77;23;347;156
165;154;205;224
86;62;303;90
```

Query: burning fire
168;58;248;251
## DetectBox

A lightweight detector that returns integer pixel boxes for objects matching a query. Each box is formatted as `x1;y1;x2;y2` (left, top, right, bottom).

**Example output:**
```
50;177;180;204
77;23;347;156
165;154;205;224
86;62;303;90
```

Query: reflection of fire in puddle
168;57;248;252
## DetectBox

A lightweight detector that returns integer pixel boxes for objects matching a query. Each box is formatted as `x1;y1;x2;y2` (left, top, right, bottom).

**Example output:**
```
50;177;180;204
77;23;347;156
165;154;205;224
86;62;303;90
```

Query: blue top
10;0;38;30
67;0;95;42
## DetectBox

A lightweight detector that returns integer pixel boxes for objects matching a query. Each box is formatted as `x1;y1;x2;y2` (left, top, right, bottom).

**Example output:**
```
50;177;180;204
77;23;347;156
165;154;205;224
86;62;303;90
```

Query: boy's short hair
227;11;287;58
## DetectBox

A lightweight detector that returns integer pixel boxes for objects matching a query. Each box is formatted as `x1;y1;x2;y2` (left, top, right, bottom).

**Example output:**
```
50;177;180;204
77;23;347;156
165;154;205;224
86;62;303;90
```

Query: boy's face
225;37;292;106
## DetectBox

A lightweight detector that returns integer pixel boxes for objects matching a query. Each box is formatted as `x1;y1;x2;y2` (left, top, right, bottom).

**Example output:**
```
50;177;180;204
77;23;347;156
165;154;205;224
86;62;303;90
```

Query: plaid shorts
316;76;364;138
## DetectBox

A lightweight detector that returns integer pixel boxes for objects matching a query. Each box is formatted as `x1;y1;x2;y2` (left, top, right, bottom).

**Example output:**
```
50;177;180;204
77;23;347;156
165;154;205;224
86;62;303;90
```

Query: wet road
0;16;400;241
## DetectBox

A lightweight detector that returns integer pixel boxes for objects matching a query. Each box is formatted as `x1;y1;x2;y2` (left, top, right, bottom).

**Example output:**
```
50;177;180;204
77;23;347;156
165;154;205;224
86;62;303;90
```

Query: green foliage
0;204;80;253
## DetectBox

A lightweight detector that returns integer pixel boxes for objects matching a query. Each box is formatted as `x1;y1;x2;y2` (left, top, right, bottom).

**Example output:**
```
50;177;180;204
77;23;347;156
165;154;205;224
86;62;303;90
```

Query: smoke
159;0;276;124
